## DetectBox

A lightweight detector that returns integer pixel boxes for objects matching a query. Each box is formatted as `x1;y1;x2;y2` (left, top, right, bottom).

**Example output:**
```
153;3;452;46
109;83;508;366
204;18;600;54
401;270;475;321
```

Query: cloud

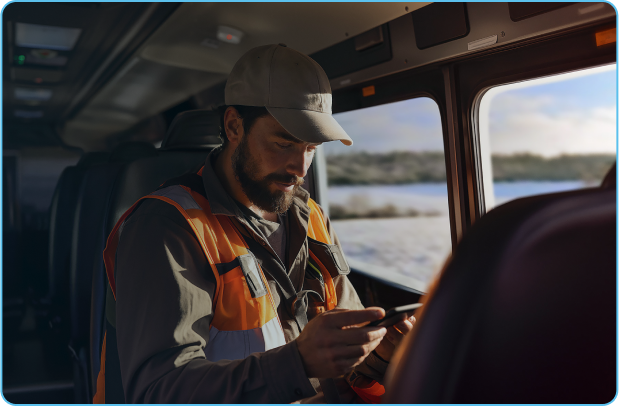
486;92;616;157
326;97;445;155
326;72;617;158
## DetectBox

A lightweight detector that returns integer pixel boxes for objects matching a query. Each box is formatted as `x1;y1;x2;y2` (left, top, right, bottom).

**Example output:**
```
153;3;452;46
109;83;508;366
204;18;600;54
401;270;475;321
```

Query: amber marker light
362;85;376;97
595;28;616;47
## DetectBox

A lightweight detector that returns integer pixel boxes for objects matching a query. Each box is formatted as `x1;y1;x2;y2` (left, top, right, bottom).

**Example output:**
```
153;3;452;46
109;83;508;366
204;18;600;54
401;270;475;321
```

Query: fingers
328;338;384;374
331;325;387;346
325;307;385;328
384;316;416;345
334;337;383;360
393;318;414;335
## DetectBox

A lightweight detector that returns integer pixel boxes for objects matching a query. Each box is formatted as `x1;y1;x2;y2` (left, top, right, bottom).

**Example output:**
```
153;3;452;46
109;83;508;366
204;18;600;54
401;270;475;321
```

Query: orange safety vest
93;175;340;403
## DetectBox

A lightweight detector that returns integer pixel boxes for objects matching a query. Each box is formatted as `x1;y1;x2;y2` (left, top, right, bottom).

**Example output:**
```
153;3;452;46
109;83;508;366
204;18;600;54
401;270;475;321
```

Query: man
94;44;414;403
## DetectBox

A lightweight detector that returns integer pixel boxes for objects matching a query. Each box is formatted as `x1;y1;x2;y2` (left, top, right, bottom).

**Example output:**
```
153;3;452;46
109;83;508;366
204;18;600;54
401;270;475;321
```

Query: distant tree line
326;151;615;185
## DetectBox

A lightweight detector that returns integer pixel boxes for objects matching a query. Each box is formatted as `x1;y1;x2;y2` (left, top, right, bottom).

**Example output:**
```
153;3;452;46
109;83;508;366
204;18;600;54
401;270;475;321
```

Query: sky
325;64;617;158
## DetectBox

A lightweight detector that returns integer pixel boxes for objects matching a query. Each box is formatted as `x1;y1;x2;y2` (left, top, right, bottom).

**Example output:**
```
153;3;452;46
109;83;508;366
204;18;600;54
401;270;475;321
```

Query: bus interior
2;2;616;403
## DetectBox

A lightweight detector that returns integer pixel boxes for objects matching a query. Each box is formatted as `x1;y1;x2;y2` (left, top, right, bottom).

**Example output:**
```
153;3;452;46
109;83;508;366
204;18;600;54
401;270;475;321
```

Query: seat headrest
109;142;157;163
160;109;222;150
600;162;616;189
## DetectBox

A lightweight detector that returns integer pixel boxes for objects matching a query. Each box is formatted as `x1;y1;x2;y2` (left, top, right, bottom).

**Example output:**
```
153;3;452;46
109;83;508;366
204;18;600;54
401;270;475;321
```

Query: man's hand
296;307;387;379
373;315;416;362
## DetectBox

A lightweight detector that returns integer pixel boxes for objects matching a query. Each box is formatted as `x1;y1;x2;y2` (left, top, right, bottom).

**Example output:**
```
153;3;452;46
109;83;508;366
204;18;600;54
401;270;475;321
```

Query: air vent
14;109;44;119
310;24;392;79
14;87;52;101
11;68;63;84
355;27;384;52
24;49;69;67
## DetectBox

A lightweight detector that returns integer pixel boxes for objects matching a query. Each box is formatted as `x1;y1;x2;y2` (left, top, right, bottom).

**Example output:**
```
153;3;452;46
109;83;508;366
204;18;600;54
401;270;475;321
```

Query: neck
214;146;279;222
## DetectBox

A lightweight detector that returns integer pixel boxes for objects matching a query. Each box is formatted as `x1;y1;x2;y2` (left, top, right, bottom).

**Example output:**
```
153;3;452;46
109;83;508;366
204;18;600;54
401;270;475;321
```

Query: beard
232;135;304;214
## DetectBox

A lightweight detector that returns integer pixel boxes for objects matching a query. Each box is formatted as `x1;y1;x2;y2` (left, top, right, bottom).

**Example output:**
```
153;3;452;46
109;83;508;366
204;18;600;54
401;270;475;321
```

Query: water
327;180;590;292
328;183;450;215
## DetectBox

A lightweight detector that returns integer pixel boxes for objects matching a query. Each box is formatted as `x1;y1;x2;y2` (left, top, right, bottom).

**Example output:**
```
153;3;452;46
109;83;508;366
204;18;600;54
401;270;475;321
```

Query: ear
224;107;244;146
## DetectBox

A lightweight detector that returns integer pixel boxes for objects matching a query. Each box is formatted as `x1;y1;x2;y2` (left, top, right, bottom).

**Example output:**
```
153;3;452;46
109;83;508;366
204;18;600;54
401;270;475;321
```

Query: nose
286;148;312;179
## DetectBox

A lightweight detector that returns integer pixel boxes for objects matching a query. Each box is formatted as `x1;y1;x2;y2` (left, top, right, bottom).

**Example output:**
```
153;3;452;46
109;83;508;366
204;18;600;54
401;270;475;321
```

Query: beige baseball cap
225;44;353;146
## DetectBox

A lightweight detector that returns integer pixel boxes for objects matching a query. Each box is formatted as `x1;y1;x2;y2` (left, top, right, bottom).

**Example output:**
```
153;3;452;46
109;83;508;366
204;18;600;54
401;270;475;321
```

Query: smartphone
367;303;423;327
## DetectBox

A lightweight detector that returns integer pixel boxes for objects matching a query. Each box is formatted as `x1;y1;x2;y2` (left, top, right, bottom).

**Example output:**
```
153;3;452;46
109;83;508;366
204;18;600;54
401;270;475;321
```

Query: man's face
231;115;320;214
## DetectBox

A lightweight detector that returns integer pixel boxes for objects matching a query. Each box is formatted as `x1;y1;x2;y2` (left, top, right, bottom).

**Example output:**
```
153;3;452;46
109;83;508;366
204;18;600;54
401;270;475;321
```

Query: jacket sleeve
114;199;316;403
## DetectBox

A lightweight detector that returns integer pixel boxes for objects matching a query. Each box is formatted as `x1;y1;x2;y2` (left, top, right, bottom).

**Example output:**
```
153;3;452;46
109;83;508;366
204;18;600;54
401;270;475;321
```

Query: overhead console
507;2;574;22
412;3;469;50
324;2;615;91
311;24;393;80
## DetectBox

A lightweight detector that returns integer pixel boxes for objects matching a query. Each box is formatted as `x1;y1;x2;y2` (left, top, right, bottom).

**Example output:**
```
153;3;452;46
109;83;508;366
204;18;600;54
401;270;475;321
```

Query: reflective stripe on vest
94;182;339;402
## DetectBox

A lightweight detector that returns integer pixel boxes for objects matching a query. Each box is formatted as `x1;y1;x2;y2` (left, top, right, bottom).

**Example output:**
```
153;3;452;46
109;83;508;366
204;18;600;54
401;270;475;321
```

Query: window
478;65;617;211
324;97;449;293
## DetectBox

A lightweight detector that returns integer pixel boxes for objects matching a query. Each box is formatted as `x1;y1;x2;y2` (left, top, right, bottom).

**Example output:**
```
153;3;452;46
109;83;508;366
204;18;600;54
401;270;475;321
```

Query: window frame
475;65;616;211
464;21;616;219
320;96;450;294
331;66;461;250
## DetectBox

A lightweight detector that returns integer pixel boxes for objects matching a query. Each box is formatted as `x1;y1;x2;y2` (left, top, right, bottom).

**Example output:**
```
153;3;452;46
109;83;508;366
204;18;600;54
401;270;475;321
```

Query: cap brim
266;107;353;146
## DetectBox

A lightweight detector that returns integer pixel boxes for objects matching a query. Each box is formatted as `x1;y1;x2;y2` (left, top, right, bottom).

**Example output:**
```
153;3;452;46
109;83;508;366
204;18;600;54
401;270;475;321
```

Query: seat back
70;143;156;403
90;110;220;399
385;167;616;403
47;153;110;332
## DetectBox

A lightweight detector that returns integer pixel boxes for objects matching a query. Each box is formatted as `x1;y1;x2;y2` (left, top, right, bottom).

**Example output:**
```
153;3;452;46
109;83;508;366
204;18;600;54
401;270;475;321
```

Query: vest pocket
303;274;327;322
308;238;351;277
238;253;267;298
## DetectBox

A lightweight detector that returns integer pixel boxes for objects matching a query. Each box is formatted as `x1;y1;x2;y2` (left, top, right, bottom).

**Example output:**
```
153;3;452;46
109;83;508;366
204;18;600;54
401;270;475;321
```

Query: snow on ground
332;216;452;292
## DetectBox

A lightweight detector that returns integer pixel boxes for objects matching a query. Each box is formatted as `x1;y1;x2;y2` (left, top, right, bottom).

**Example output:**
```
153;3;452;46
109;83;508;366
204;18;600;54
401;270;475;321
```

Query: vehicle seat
46;152;110;335
158;108;221;150
70;143;157;403
90;109;221;402
385;164;616;404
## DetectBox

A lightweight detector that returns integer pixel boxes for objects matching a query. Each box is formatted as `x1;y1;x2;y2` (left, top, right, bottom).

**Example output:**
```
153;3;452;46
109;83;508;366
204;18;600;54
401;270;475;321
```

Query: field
327;152;616;185
332;216;452;293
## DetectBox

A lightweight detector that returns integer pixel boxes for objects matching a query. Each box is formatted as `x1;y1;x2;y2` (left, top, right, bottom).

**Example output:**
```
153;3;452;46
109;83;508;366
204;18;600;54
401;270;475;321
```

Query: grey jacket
114;151;388;403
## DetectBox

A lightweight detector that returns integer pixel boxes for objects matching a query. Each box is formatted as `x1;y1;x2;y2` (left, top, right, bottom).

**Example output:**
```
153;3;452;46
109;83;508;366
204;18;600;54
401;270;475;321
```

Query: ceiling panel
2;2;179;148
139;3;430;73
62;58;226;150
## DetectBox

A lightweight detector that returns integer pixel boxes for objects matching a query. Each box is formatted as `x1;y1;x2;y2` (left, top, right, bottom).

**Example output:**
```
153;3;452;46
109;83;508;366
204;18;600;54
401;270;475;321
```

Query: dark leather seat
89;109;220;402
46;152;110;336
70;143;157;403
158;108;221;151
385;164;616;403
106;109;221;229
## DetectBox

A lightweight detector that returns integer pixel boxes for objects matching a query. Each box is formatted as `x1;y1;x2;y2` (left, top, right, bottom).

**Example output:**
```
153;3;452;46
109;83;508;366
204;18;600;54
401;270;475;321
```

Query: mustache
264;172;305;186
